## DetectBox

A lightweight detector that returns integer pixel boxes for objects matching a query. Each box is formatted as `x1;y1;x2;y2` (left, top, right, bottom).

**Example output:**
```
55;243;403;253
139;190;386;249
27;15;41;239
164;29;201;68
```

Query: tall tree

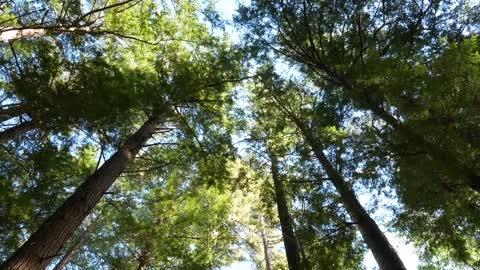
245;75;367;269
0;0;146;42
259;216;273;270
0;115;161;269
236;0;480;192
251;73;406;269
268;150;304;270
248;101;306;269
1;0;243;268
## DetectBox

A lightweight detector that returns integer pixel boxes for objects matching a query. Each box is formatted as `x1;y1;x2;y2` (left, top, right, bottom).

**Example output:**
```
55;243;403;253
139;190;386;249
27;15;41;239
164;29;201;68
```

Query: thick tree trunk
299;125;406;270
0;116;161;270
0;120;37;144
52;213;100;270
260;216;272;270
52;234;86;270
268;151;304;270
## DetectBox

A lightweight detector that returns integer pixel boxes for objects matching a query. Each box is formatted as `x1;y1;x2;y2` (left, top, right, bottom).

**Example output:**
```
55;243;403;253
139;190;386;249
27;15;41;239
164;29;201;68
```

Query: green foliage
0;140;96;259
1;1;480;269
237;0;480;268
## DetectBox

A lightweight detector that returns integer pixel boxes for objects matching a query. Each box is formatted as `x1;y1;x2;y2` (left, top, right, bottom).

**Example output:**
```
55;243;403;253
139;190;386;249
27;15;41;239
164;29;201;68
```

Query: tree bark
0;26;102;42
51;234;86;270
298;123;406;270
136;258;148;270
268;150;304;270
135;245;151;270
260;216;272;270
0;120;37;144
0;116;161;270
1;27;47;42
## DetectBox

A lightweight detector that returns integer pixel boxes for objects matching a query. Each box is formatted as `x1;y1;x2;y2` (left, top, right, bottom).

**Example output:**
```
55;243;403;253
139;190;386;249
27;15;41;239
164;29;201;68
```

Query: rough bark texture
268;151;304;270
299;125;406;270
0;116;161;270
52;234;86;270
0;120;37;144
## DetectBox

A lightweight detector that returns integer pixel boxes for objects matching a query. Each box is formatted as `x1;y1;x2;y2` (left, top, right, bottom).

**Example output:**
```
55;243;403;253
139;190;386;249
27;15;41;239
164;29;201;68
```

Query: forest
0;0;479;269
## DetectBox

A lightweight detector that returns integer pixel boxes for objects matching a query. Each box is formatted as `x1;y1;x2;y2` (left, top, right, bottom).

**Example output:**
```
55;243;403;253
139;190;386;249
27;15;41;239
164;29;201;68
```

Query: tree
0;0;148;42
267;150;304;270
236;0;480;193
241;72;367;269
0;0;172;145
1;0;243;268
227;159;290;270
1;1;479;269
249;71;406;269
0;115;161;269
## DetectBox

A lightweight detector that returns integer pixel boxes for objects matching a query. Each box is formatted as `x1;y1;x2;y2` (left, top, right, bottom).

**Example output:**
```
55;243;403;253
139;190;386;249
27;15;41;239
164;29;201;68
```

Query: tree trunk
51;234;86;270
136;258;148;270
51;214;100;270
136;245;151;270
268;150;304;270
0;116;161;270
260;216;272;270
0;120;37;144
299;124;406;270
0;26;95;42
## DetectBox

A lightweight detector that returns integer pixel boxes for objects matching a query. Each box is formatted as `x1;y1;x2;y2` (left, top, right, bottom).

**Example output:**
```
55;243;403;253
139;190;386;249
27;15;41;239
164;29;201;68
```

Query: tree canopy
0;0;479;269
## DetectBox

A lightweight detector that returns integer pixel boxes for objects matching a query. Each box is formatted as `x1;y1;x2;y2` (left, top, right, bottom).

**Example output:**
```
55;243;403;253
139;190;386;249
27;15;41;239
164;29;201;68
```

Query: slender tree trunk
136;245;151;270
136;257;148;270
0;120;37;144
268;150;304;270
260;216;272;270
298;124;406;270
0;116;161;270
52;234;86;270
